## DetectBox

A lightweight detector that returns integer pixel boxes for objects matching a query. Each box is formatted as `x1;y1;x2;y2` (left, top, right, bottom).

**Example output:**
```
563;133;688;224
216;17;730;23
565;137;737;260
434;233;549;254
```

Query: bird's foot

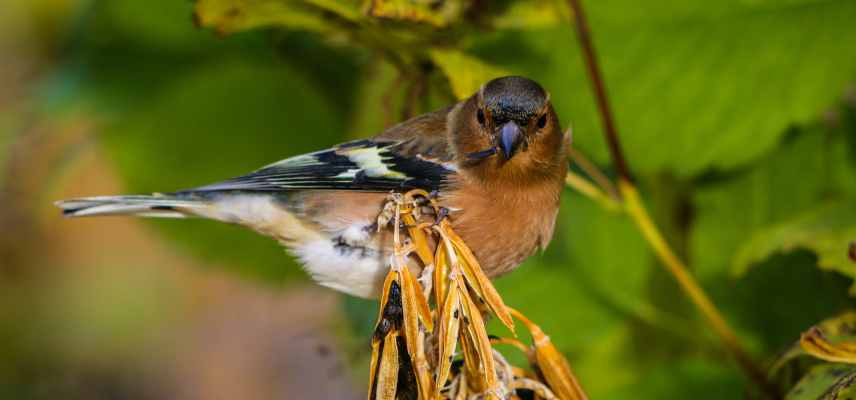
433;206;450;226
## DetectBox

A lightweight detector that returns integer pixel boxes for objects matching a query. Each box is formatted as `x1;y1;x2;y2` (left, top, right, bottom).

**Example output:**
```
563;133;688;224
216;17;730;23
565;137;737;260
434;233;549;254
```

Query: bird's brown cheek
459;124;495;154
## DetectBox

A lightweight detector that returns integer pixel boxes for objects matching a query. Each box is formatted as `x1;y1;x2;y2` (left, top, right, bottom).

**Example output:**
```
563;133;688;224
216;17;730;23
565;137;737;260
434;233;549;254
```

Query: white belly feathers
293;238;386;298
202;194;387;298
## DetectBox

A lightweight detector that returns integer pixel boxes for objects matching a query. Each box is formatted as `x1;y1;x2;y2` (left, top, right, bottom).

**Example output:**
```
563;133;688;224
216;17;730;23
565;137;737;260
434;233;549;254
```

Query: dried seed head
367;189;586;400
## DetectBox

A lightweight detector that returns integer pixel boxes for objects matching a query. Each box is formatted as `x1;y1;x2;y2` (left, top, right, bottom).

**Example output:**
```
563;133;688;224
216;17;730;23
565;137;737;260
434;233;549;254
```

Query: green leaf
689;120;856;353
365;0;467;27
304;0;363;22
98;0;214;50
472;0;856;176
102;59;345;282
428;49;510;100
712;251;856;357
605;357;743;400
734;202;856;291
786;363;856;400
772;311;856;376
691;125;856;282
193;0;338;36
489;0;570;30
490;192;728;398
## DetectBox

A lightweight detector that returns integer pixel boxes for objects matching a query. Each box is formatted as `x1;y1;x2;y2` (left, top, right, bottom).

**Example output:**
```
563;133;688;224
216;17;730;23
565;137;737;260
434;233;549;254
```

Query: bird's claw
433;206;450;226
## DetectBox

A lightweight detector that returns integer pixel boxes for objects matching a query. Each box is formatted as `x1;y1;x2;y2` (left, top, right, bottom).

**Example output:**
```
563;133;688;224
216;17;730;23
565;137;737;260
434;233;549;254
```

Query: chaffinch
56;76;569;298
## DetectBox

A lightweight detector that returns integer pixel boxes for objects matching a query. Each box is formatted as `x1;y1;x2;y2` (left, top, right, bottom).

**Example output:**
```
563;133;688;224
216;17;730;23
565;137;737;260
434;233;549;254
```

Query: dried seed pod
401;207;435;266
375;331;401;400
401;264;433;333
400;266;434;398
510;308;588;400
433;240;449;308
440;221;515;333
457;274;499;394
368;274;403;400
509;378;558;400
370;270;423;400
453;370;469;400
369;190;588;400
459;327;482;393
435;281;462;396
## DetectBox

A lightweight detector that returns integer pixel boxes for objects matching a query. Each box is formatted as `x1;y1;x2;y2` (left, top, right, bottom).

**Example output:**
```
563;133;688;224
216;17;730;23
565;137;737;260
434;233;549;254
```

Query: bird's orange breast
442;178;563;278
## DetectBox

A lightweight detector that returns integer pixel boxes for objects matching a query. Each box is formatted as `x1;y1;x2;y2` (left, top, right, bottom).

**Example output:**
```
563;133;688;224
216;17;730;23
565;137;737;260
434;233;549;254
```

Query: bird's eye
477;109;486;126
537;114;547;129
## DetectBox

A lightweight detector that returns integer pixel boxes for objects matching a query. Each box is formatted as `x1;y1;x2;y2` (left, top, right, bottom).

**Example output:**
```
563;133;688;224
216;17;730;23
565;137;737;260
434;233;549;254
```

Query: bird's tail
55;194;209;219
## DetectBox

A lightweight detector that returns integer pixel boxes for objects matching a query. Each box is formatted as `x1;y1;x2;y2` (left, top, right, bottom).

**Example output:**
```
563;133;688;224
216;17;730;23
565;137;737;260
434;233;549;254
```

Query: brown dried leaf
801;326;856;364
771;311;856;376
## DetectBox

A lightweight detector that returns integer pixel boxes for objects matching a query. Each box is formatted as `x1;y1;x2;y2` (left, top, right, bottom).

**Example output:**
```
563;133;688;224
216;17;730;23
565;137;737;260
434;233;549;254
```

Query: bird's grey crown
482;76;548;124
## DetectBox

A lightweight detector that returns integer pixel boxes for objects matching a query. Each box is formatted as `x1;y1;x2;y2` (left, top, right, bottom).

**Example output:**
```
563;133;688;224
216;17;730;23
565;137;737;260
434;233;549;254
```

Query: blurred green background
2;0;856;398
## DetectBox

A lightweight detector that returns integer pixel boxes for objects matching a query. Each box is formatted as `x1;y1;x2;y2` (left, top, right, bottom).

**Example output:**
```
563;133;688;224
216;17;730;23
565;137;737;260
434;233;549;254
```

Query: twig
564;171;621;211
565;0;631;184
568;147;619;200
565;0;778;397
621;181;777;398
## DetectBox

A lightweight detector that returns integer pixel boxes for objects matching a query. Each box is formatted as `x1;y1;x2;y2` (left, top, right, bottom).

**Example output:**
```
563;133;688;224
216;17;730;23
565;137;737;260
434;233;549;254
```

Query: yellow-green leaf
734;201;856;293
306;0;362;22
771;311;856;382
194;0;333;35
785;363;856;400
365;0;466;27
491;0;570;30
429;49;509;100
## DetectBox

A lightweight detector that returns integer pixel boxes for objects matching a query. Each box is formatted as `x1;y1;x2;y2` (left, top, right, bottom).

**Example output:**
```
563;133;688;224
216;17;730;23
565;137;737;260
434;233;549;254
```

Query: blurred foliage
785;363;856;400
736;202;856;292
770;312;856;399
3;0;856;398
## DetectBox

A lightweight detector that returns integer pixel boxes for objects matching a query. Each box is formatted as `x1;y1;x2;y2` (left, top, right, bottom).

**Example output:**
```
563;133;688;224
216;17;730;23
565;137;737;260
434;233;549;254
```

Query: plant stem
565;0;631;183
564;171;621;211
620;180;777;398
568;147;619;200
565;0;778;396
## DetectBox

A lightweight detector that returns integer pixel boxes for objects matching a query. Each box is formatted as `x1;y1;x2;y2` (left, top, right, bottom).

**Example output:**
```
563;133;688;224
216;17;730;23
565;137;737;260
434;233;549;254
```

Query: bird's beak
498;121;523;160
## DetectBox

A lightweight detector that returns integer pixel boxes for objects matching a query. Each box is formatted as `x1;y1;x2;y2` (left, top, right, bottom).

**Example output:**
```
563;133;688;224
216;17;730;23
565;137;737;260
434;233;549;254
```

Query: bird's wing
180;139;455;194
374;107;455;163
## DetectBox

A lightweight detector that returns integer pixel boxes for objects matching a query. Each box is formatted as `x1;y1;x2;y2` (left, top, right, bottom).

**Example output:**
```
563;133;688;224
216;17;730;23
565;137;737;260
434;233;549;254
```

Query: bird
56;76;569;299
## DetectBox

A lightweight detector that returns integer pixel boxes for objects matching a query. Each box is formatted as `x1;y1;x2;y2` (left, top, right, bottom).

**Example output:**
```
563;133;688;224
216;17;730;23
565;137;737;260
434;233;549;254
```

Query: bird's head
450;76;567;184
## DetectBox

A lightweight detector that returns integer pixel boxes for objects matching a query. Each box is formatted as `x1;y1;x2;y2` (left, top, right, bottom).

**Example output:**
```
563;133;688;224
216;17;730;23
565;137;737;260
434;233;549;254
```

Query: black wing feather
179;139;454;194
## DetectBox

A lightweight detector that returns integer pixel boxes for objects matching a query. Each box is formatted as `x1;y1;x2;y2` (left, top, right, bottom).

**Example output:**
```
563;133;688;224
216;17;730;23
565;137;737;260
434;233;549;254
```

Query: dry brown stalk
367;190;589;400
